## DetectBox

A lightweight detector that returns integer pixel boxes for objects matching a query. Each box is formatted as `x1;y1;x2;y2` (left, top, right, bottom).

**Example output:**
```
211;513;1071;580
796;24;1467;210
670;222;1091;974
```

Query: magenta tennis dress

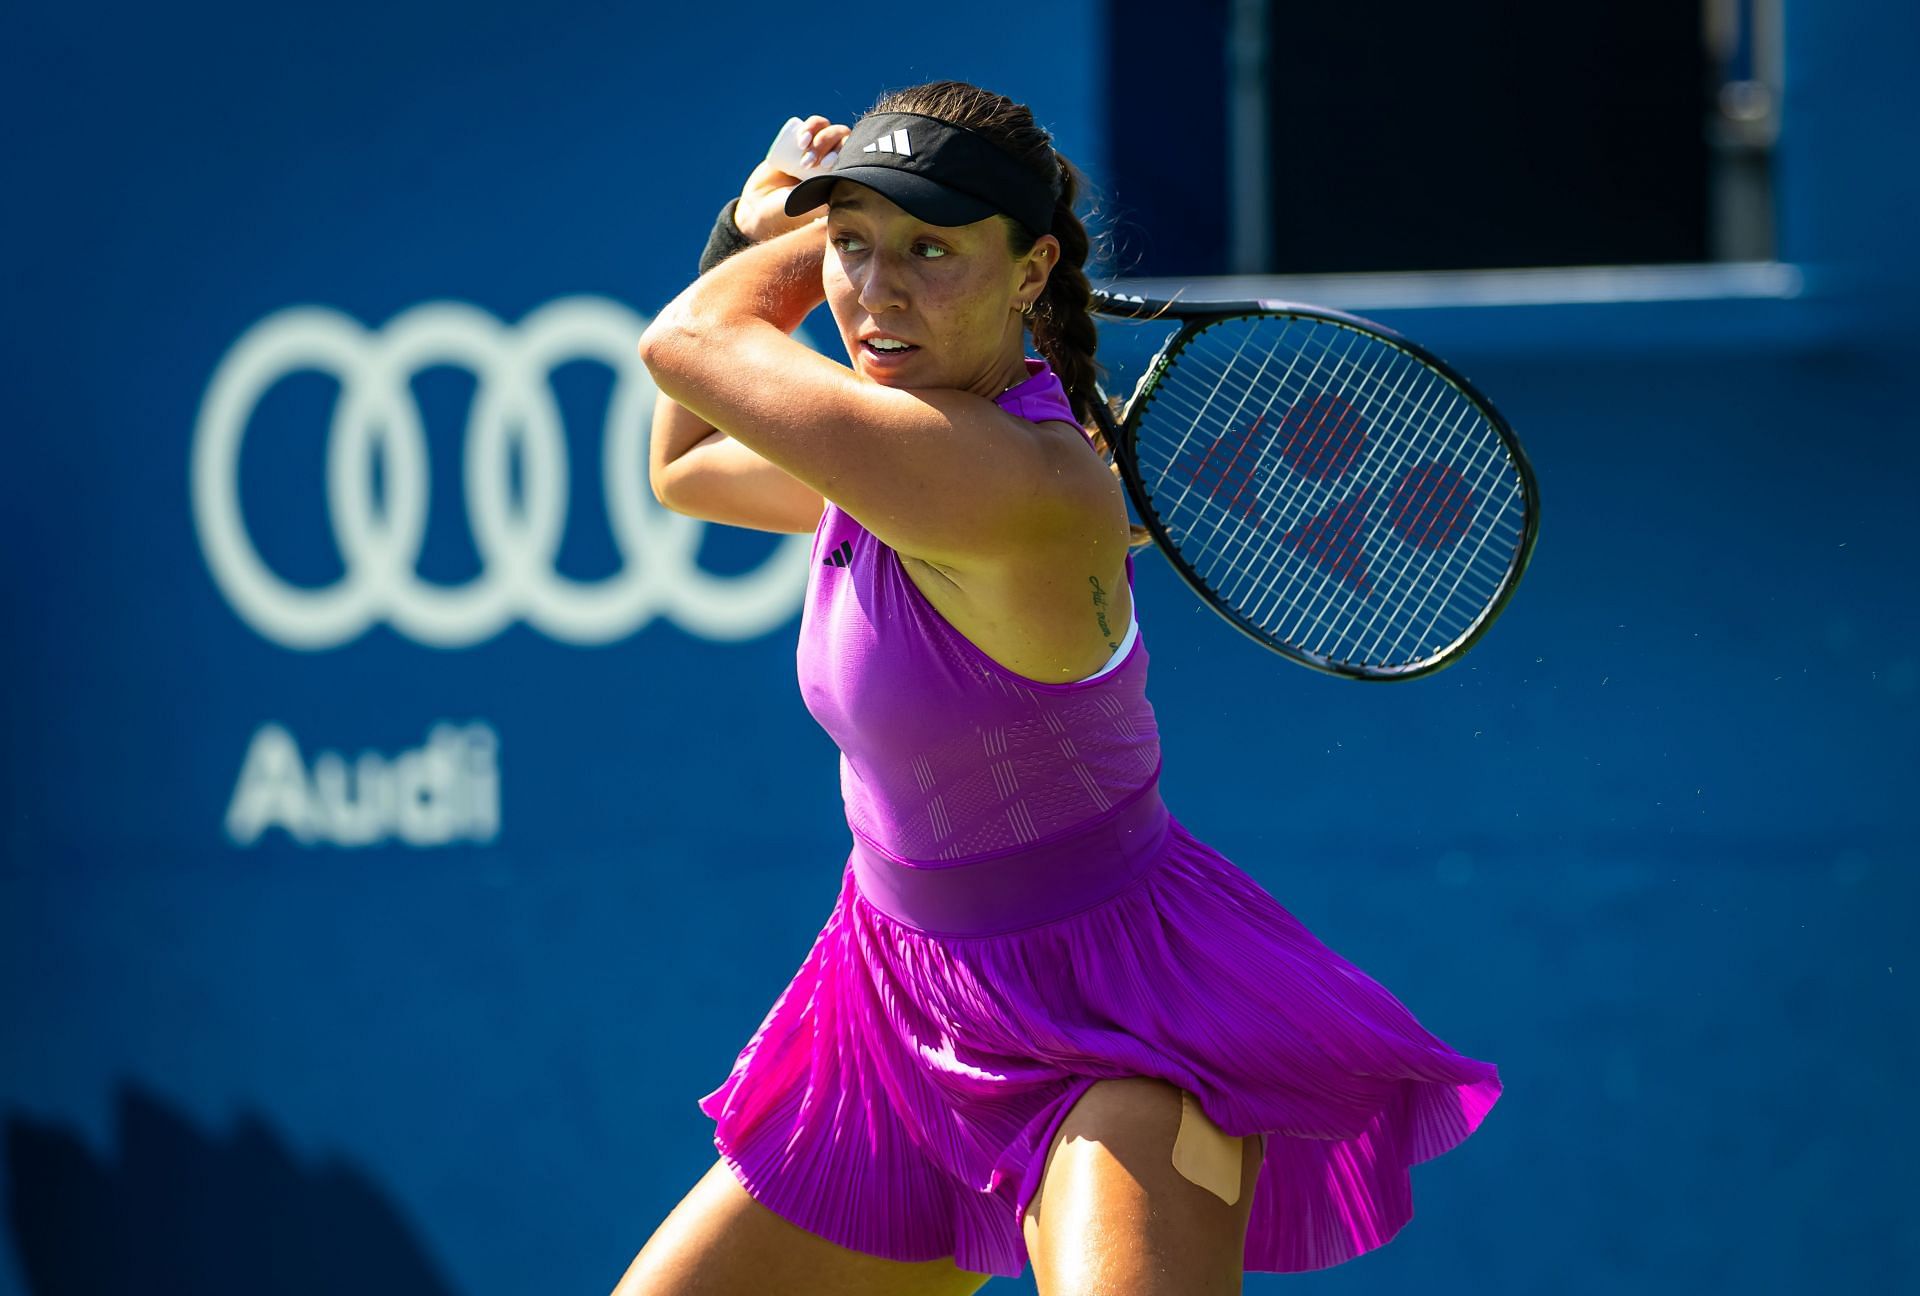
696;358;1502;1277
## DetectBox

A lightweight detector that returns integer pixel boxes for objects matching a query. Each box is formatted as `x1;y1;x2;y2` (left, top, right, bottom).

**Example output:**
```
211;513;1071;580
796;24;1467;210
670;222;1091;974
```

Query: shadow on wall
5;1083;460;1294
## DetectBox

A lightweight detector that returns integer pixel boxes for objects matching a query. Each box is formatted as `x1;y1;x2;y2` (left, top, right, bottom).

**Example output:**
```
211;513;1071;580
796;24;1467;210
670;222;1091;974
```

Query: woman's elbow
643;312;747;411
636;312;682;374
639;294;706;366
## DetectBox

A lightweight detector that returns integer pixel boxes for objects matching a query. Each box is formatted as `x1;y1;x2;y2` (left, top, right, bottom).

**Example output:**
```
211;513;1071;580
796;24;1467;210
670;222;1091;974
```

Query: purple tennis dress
697;358;1502;1277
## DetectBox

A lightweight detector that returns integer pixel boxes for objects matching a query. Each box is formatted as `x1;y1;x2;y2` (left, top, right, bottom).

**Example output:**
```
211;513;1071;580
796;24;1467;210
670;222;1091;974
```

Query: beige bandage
1170;1089;1244;1205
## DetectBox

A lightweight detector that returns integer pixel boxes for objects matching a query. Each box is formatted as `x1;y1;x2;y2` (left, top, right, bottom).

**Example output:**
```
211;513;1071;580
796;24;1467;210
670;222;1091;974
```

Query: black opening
1104;0;1713;276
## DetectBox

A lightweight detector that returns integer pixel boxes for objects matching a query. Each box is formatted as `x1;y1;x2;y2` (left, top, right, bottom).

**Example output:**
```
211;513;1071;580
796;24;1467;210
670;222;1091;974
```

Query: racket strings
1130;316;1527;668
1193;328;1434;612
1159;365;1495;663
1150;336;1522;665
1150;341;1519;665
1166;326;1405;614
1238;339;1505;660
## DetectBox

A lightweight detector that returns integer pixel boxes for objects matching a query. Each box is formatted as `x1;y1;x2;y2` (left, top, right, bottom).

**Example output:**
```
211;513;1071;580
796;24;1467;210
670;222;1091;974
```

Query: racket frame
1084;289;1541;681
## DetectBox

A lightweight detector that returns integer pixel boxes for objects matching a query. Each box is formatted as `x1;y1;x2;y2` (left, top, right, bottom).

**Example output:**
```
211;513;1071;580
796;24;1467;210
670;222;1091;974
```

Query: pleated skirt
696;775;1502;1277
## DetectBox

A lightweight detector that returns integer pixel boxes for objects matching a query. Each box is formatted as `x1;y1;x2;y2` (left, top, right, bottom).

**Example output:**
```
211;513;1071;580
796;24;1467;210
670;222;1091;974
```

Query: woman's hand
733;115;851;241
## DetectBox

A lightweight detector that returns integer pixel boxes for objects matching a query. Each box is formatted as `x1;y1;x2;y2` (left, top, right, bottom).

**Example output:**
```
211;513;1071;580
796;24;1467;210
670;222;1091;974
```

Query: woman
624;81;1502;1296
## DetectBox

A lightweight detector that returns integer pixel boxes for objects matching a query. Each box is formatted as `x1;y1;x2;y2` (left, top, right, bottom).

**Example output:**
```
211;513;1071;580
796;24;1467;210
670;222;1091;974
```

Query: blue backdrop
3;3;1914;1294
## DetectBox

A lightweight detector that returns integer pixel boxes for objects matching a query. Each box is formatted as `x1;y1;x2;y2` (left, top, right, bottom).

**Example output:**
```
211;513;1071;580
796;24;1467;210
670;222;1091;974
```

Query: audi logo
191;296;812;650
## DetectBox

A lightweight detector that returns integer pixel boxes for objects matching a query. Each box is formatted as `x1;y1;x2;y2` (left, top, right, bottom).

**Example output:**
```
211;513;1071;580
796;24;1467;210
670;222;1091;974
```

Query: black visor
784;111;1060;237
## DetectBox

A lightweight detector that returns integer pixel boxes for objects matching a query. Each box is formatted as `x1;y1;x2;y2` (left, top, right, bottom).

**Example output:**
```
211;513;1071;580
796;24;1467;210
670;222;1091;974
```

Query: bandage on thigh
1170;1089;1245;1206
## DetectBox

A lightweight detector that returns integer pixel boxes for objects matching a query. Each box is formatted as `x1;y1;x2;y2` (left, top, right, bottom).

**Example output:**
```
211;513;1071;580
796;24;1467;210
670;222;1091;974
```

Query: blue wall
3;3;1913;1294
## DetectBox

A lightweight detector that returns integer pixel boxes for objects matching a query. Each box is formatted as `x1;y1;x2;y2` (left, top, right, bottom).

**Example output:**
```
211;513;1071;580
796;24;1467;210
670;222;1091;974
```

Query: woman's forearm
648;391;722;497
649;220;827;351
646;224;827;494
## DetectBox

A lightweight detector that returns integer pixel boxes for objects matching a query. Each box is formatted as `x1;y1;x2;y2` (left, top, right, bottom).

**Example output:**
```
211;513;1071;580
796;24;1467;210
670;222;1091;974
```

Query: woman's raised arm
638;213;1098;570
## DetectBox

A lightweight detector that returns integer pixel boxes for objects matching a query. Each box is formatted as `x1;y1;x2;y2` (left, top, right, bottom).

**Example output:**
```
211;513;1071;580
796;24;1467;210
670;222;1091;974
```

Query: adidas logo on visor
862;128;912;157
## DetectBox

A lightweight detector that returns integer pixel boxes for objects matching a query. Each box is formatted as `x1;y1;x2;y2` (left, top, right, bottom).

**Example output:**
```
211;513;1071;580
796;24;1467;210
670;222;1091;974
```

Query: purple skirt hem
695;812;1504;1278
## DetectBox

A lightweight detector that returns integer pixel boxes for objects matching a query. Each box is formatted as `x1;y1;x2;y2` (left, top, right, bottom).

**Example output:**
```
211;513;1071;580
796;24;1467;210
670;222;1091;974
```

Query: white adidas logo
862;128;913;157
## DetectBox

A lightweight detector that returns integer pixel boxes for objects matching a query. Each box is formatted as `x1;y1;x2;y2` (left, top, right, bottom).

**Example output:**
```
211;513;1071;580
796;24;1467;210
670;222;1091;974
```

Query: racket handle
766;116;832;177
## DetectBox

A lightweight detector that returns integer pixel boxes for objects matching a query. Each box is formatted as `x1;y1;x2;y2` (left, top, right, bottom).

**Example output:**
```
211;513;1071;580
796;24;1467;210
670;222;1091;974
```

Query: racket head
1089;294;1539;680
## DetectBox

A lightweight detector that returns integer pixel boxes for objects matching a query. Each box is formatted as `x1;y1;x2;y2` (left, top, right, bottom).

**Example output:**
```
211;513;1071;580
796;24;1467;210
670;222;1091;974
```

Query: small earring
1020;300;1036;316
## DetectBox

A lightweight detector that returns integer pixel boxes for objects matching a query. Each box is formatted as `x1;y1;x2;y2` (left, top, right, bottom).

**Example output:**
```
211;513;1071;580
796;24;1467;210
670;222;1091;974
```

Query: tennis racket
1085;289;1539;681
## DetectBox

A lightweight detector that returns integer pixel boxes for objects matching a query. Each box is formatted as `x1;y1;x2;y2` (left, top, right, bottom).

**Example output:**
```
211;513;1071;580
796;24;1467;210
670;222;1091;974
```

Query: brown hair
867;80;1155;549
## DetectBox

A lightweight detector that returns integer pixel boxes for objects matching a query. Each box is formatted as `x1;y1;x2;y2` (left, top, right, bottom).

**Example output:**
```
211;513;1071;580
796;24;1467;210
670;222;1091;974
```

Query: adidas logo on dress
862;129;912;157
822;539;854;567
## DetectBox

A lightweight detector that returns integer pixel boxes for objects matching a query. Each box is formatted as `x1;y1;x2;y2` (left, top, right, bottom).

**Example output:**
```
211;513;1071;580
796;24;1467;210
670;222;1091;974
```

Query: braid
1025;158;1155;550
1028;156;1099;427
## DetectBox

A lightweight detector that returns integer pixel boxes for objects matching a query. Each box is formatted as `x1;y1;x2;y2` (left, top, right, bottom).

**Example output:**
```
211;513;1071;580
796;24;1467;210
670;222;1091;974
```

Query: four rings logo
191;295;812;650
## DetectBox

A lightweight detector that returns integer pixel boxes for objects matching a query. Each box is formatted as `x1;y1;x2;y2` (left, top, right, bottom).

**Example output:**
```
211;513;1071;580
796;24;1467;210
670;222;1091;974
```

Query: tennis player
620;80;1502;1296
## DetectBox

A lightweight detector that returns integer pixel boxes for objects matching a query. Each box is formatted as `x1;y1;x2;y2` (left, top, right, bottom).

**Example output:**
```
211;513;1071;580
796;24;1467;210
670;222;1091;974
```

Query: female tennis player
621;80;1502;1296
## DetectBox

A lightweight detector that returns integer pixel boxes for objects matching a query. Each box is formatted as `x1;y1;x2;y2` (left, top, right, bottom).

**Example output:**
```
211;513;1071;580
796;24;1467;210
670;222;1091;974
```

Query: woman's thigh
609;1157;993;1296
1020;1078;1263;1296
